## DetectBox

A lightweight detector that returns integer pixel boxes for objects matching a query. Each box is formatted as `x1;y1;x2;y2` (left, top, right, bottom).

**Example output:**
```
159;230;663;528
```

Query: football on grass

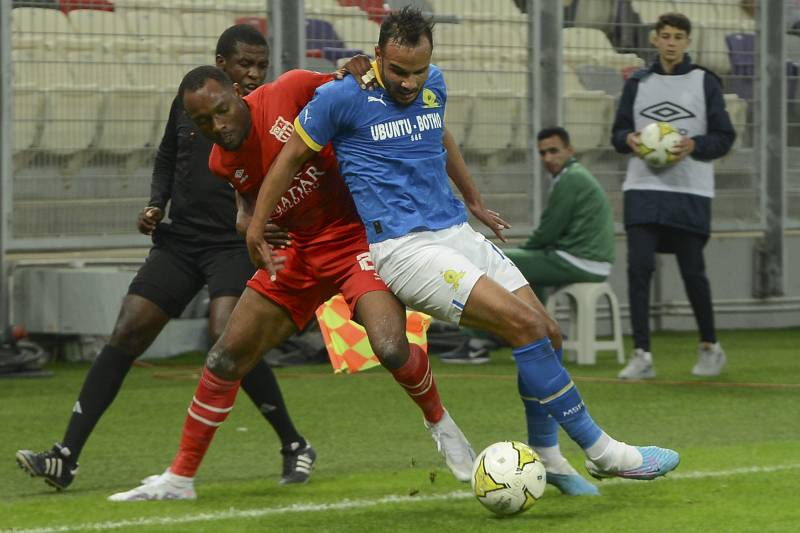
637;121;682;168
471;441;546;516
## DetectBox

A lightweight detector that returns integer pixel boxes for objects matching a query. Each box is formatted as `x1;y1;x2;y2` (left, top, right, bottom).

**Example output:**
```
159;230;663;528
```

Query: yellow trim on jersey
370;60;386;88
293;116;323;152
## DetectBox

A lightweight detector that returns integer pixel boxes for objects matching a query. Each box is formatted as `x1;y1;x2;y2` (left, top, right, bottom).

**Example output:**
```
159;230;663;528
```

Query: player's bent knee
370;337;409;371
205;347;244;381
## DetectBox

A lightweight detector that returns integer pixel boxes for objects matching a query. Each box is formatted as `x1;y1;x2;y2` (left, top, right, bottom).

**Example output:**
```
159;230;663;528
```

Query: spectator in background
15;24;314;491
611;12;735;380
440;127;615;366
504;127;615;305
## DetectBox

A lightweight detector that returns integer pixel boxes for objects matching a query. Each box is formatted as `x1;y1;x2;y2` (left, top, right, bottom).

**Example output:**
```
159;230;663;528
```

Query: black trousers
626;224;717;351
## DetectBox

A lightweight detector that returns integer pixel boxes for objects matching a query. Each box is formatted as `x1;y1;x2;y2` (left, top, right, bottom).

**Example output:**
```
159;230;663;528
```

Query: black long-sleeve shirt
149;95;242;245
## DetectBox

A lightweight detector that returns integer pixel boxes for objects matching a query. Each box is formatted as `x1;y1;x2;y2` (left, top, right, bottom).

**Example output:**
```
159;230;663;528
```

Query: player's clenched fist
137;206;163;235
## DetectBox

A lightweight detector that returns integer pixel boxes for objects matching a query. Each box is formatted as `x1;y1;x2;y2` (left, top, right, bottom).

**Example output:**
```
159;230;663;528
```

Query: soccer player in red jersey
108;65;474;501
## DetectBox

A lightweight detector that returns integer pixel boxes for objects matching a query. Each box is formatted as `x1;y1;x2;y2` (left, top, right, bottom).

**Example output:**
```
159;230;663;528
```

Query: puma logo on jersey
367;94;387;106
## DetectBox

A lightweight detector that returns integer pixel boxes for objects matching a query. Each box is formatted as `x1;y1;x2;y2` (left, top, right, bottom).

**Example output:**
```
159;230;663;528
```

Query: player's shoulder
277;69;334;89
314;74;360;101
427;64;444;86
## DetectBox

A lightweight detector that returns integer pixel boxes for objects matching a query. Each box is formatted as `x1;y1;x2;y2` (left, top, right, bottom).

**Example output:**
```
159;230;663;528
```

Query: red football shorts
246;223;389;329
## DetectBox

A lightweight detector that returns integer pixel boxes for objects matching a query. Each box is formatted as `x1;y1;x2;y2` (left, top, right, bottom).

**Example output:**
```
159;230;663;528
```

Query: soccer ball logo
471;441;546;516
637;121;682;168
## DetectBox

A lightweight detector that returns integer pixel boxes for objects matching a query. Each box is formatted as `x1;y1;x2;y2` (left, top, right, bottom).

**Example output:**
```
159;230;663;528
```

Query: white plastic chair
545;282;625;366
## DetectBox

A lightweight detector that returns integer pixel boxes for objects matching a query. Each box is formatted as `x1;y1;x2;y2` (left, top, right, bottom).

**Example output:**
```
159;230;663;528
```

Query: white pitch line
7;463;800;533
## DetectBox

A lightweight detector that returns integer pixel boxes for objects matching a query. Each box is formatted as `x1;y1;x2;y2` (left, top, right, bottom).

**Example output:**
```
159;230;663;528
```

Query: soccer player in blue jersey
246;7;680;492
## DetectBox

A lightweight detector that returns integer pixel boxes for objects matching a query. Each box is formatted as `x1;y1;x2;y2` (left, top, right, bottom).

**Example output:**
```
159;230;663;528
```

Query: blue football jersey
294;63;467;243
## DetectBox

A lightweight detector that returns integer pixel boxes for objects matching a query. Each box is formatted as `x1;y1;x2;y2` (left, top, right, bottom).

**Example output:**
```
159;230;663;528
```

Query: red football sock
390;344;445;424
170;367;240;477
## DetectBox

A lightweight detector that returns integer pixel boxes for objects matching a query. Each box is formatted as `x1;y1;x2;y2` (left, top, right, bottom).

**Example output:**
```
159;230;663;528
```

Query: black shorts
128;235;255;318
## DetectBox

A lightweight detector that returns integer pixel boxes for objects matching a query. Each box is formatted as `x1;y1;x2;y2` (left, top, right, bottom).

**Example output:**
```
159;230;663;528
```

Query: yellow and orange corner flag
315;294;431;374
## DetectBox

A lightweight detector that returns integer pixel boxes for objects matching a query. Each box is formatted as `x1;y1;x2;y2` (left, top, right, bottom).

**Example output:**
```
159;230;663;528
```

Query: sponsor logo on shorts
442;269;465;291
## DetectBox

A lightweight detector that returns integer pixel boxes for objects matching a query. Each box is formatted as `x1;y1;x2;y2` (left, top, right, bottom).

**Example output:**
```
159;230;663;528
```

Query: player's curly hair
378;6;434;51
216;23;268;59
178;66;232;99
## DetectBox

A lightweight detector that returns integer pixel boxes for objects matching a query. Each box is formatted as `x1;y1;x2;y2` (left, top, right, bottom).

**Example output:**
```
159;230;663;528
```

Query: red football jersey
208;70;360;241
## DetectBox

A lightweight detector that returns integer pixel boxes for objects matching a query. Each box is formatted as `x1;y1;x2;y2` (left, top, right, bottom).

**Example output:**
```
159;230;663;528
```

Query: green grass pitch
1;329;799;532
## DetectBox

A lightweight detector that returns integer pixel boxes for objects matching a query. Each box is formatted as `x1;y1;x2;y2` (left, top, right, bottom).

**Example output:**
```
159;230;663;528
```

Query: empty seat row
12;85;171;158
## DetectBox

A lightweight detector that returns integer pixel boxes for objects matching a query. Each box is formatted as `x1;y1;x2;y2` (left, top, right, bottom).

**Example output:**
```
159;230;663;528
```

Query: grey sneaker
692;342;726;377
618;349;655;379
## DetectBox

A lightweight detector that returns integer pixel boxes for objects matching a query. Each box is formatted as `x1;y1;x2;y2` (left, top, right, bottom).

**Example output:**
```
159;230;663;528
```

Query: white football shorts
369;223;528;323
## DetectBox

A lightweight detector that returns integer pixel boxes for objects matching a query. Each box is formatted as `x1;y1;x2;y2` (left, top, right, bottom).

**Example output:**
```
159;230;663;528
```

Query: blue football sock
517;347;563;448
513;339;602;450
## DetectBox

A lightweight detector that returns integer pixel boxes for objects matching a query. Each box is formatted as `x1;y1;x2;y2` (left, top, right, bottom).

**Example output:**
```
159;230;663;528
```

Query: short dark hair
178;65;233;100
655;12;692;35
537;126;571;146
378;6;434;51
216;23;268;59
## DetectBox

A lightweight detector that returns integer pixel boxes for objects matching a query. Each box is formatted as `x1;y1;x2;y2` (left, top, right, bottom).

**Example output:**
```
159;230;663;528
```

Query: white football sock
533;445;579;475
585;432;643;471
164;469;195;487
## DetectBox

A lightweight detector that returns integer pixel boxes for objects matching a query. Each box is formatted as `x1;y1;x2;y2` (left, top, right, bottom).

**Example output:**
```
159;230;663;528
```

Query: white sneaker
618;349;655;379
108;471;196;502
424;410;475;482
692;342;726;377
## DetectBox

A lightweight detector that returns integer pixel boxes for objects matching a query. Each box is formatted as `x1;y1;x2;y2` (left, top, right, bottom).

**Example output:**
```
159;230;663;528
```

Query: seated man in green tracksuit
504;126;616;305
439;126;616;365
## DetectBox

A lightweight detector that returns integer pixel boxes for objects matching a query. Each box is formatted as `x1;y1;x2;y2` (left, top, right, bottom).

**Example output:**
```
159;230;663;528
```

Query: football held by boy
246;7;681;493
108;64;474;501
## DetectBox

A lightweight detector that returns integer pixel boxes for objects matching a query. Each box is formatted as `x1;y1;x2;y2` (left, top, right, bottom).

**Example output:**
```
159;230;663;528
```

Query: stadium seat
123;52;188;91
304;56;337;73
466;91;520;156
443;91;473;149
13;53;74;88
110;0;161;14
96;87;162;156
545;282;625;366
38;85;103;158
575;64;623;97
723;93;748;148
71;58;134;88
214;0;266;20
563;90;614;152
726;32;755;102
180;12;235;41
563;27;643;71
58;0;114;14
563;65;587;93
307;18;346;50
572;0;616;31
68;9;130;36
443;69;492;94
12;7;74;37
331;15;380;50
12;85;45;155
432;22;476;61
124;11;185;41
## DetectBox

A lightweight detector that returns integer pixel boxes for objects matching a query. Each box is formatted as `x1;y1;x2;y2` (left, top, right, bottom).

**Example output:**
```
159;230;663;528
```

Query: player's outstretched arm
246;132;316;276
443;128;510;241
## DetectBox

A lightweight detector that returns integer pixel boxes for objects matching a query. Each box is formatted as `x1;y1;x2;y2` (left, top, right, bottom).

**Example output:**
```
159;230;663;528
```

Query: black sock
61;344;136;461
240;358;304;449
